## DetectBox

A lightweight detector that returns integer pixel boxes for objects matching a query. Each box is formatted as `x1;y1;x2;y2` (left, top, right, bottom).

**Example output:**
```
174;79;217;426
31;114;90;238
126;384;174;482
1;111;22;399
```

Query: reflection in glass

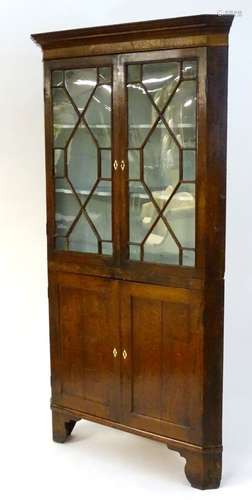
52;70;63;87
86;181;112;241
143;120;179;208
67;125;97;201
53;88;78;148
55;178;80;236
164;80;197;148
144;219;179;264
98;67;111;84
129;244;141;261
164;184;195;248
127;59;197;267
102;242;113;255
129;181;158;243
69;214;98;253
183;150;196;180
142;62;180;110
51;66;113;255
65;68;97;112
182;249;195;267
182;61;197;79
85;84;111;147
128;150;140;180
127;83;158;147
54;149;65;177
101;150;111;178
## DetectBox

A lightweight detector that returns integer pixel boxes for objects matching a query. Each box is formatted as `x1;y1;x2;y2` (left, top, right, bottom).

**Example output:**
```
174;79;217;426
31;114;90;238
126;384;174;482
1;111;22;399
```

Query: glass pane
128;150;140;179
54;149;65;177
52;70;63;87
127;65;141;82
52;88;78;148
182;249;195;267
65;68;97;112
52;65;113;256
127;58;197;267
67;124;97;203
183;150;196;180
182;61;197;79
143;219;179;265
129;244;141;261
129;181;159;243
102;242;113;255
85;84;111;147
55;237;67;250
127;83;158;147
86;180;112;240
164;184;195;248
143;120;179;209
55;178;80;236
142;61;180;110
101;150;111;178
98;67;111;84
69;214;98;253
164;80;197;148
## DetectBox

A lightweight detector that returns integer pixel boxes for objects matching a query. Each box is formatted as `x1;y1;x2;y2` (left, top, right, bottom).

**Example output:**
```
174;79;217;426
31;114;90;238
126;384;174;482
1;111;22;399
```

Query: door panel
45;55;121;271
50;273;121;420
120;281;203;442
118;48;207;284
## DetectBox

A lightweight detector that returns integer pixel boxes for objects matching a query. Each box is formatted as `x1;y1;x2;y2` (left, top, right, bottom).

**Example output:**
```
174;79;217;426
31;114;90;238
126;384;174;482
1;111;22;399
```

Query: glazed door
49;274;121;421
120;281;203;442
45;54;122;272
118;48;207;284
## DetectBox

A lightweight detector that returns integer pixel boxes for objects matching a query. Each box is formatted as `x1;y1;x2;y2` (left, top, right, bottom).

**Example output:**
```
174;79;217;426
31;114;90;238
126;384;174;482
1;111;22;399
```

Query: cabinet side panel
206;46;228;278
203;280;224;446
202;46;229;446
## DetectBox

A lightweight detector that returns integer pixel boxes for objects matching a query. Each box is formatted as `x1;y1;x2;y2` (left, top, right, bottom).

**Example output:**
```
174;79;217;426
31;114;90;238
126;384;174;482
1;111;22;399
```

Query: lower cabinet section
50;272;203;444
49;272;223;489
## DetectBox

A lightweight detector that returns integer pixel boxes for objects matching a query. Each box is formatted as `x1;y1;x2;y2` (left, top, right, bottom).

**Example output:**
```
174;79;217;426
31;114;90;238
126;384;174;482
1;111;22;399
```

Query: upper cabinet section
31;15;234;60
32;15;233;284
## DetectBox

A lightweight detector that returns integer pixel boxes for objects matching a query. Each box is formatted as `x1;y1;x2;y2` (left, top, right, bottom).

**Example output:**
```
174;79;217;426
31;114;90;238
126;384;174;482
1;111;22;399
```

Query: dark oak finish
167;442;222;489
120;281;203;443
52;409;80;443
32;14;233;490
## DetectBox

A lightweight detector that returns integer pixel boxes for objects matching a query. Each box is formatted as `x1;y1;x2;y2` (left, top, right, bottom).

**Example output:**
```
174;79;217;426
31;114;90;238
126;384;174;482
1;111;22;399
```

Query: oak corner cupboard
31;14;233;489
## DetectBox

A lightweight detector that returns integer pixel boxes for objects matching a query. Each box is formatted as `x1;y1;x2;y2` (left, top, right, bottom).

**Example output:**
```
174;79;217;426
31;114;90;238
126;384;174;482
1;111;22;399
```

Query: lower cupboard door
120;281;203;443
50;273;121;421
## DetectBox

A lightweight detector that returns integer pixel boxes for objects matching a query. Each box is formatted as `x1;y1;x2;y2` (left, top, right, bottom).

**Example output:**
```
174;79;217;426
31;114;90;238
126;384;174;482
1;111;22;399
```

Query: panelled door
120;281;203;441
49;273;121;421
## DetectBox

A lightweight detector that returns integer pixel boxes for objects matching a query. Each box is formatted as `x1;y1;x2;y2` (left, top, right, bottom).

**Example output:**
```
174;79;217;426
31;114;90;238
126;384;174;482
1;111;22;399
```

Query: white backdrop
1;0;251;498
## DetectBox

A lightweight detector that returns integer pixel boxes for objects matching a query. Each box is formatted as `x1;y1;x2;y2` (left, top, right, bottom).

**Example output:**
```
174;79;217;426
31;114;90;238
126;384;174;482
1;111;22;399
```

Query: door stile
113;55;129;265
112;55;123;266
119;280;132;422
